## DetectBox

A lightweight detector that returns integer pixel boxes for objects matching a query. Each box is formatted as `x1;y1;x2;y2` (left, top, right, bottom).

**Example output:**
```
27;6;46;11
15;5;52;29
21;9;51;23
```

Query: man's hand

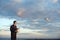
15;28;19;32
17;28;19;30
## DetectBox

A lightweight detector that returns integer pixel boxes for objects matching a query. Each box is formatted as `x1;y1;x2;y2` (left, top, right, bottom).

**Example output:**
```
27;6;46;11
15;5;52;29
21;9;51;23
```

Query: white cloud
52;0;58;3
0;17;16;30
0;30;59;38
50;0;58;3
18;27;49;34
50;22;60;27
0;30;48;38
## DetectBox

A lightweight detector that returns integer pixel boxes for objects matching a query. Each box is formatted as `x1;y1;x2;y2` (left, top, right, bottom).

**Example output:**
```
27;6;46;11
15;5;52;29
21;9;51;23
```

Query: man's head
13;21;17;26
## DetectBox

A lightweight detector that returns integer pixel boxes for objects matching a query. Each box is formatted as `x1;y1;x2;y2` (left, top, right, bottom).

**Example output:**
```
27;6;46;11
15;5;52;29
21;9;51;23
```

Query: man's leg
11;33;14;40
11;33;17;40
14;33;16;40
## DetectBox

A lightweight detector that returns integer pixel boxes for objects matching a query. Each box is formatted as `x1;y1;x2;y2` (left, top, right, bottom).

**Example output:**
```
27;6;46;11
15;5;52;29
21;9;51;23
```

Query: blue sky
0;0;60;38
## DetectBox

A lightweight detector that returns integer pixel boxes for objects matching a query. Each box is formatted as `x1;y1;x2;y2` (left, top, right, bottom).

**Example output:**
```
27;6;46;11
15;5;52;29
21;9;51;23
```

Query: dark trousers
11;32;16;40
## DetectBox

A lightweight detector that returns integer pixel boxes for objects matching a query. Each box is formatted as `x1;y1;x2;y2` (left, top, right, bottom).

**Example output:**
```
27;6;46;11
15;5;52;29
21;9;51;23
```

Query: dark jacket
10;25;17;40
10;25;17;33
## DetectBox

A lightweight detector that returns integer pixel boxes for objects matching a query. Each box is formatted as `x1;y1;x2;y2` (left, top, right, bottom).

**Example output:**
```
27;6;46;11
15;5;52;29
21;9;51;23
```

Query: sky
0;0;60;39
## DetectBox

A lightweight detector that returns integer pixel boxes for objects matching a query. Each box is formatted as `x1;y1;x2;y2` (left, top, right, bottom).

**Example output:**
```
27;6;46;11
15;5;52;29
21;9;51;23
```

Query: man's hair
13;21;16;24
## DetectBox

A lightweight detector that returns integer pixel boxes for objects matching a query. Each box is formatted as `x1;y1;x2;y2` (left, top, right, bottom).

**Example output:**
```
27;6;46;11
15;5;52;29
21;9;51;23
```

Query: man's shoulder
10;25;13;27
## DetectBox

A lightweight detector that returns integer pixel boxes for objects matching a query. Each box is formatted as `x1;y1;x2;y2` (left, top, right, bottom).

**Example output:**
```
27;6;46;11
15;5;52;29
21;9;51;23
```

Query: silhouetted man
10;21;18;40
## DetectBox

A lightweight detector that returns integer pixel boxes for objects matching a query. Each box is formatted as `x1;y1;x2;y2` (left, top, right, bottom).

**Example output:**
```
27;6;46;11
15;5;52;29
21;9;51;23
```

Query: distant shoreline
0;38;60;40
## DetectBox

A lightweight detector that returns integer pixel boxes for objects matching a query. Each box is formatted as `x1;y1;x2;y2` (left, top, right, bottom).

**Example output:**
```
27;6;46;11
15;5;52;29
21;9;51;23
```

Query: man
10;21;18;40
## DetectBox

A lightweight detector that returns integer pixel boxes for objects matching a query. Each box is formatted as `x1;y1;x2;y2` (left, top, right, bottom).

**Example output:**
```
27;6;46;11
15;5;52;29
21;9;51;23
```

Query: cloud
51;0;58;3
0;27;49;38
49;22;60;27
0;17;16;30
0;30;59;38
17;8;26;17
0;0;59;19
10;0;22;5
57;10;60;14
18;27;49;34
13;0;22;2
